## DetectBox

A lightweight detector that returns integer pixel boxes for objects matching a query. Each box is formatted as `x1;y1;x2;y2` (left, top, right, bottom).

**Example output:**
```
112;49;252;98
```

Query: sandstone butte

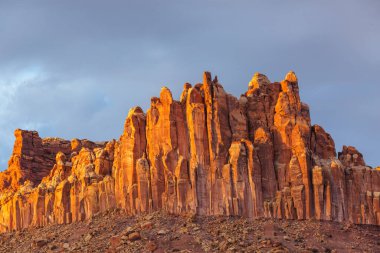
0;71;379;233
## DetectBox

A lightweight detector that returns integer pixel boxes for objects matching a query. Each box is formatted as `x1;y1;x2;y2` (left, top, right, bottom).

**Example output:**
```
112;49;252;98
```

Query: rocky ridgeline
0;71;379;232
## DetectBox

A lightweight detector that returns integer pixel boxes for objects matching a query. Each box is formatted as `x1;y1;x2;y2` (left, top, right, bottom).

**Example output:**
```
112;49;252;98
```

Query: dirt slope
0;210;379;253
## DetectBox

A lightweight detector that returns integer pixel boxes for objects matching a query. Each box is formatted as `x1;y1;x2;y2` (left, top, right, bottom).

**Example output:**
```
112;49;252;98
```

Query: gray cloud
0;0;379;168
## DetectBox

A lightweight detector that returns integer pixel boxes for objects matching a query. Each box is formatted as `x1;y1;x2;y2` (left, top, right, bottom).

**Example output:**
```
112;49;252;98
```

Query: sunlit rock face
0;71;379;232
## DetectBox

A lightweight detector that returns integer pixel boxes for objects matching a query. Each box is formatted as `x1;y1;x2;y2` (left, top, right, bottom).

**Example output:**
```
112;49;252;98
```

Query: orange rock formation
0;71;379;232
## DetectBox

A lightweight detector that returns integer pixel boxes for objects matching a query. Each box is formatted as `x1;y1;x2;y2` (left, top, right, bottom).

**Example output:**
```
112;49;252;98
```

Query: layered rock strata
0;71;379;232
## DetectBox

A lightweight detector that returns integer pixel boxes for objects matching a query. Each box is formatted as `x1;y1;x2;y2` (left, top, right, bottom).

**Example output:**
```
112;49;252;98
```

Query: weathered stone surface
145;87;191;213
0;71;379;232
113;106;146;214
0;130;71;192
338;145;366;167
0;132;115;231
311;124;336;159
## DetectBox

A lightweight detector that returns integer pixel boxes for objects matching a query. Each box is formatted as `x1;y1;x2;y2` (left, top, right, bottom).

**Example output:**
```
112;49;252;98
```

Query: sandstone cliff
0;71;379;232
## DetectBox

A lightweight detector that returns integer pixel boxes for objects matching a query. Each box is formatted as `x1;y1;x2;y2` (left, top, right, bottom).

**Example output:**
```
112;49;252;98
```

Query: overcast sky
0;1;379;169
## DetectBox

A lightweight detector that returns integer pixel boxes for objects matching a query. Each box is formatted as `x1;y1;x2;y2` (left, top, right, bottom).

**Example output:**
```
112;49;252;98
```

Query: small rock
122;226;134;236
145;214;154;221
128;231;141;241
187;214;197;223
193;226;200;231
227;238;236;244
307;247;319;253
33;239;48;248
146;241;158;252
49;244;58;250
178;227;188;234
141;221;153;230
219;241;229;251
121;235;129;241
157;229;168;235
110;236;121;248
63;243;70;249
84;234;92;242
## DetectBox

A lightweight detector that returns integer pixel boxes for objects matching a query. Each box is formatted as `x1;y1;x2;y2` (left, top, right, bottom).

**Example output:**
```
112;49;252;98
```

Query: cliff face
0;71;379;232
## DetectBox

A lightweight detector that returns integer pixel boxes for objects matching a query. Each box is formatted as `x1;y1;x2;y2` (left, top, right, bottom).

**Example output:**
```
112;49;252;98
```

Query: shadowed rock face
0;71;379;232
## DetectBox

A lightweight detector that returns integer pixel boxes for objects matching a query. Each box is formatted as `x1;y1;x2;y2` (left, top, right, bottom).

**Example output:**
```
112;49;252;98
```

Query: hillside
1;210;379;252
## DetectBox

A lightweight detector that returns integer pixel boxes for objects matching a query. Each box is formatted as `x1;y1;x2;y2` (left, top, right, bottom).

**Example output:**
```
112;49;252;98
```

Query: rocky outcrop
0;130;71;192
113;106;147;214
0;134;113;231
0;71;379;232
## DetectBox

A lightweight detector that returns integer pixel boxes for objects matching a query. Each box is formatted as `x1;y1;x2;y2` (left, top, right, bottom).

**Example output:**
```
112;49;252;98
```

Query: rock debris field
0;210;379;253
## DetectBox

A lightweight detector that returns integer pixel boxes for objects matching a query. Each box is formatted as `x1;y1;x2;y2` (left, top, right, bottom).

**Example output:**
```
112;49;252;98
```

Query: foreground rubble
0;211;379;253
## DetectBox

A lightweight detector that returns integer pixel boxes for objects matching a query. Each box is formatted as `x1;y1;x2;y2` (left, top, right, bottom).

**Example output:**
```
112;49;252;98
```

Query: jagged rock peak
203;71;212;86
159;86;173;104
180;83;192;103
338;145;366;167
183;83;192;90
127;106;145;117
284;70;298;83
248;72;270;89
